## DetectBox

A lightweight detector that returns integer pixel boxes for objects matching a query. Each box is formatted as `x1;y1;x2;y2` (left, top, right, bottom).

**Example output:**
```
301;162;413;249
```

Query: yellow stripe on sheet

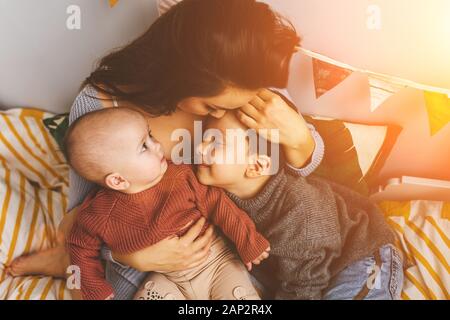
425;216;450;248
1;109;70;299
22;278;40;300
0;162;12;252
379;200;411;219
406;220;450;275
380;200;449;300
6;277;26;300
23;187;40;255
404;237;449;299
15;281;25;300
1;115;67;185
40;278;54;300
29;111;65;165
5;175;26;266
46;190;56;247
385;218;415;264
19;116;47;156
401;291;411;300
442;203;450;220
0;131;49;188
58;280;67;300
404;270;434;300
8;277;29;300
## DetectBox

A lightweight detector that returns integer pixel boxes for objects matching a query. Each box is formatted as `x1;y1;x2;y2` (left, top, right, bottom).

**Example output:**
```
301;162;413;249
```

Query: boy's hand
245;246;270;271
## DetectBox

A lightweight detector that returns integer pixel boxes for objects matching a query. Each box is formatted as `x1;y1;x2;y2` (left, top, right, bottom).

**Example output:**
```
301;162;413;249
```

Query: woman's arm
283;122;325;176
110;218;215;272
67;85;104;210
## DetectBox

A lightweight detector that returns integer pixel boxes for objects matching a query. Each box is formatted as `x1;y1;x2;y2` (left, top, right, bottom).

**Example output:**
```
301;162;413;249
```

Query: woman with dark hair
7;0;324;299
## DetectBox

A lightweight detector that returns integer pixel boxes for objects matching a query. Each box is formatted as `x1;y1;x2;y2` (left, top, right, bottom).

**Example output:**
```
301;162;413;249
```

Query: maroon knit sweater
67;163;269;300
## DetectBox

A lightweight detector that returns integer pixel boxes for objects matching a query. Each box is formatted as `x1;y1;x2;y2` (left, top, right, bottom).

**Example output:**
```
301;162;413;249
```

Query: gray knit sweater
226;169;396;300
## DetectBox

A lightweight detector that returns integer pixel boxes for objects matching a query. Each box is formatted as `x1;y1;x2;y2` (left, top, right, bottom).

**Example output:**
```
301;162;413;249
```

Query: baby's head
195;112;279;195
64;108;168;193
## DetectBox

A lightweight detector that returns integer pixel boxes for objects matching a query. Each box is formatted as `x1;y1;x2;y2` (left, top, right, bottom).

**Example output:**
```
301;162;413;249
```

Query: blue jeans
101;247;147;300
323;244;404;300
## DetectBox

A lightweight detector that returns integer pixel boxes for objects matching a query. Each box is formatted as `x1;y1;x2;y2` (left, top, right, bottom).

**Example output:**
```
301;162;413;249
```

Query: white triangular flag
368;76;406;112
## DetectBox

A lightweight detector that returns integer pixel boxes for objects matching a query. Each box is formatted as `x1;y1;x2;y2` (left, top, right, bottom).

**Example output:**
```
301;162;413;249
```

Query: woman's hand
111;218;215;272
235;88;315;168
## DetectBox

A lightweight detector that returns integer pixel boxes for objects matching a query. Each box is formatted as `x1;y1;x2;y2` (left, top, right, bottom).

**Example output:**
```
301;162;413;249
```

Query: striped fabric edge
379;200;449;300
0;108;70;300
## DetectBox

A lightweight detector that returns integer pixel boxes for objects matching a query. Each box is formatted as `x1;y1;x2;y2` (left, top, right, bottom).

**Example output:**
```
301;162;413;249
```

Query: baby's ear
104;173;130;191
245;154;272;178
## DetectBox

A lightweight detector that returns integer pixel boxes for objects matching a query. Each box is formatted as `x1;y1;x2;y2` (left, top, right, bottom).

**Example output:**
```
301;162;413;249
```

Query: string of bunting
109;0;118;8
298;47;450;136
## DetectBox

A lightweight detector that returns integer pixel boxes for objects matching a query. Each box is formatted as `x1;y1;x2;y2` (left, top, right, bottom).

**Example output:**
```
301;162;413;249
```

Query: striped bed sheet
0;108;69;300
379;201;449;300
0;108;448;300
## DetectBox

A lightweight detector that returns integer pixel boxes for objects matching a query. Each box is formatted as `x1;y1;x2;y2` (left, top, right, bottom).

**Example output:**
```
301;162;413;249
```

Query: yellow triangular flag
109;0;119;8
424;91;450;136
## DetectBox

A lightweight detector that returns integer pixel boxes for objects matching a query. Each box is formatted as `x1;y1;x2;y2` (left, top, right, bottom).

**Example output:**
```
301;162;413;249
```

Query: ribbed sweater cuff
286;123;325;177
239;234;270;264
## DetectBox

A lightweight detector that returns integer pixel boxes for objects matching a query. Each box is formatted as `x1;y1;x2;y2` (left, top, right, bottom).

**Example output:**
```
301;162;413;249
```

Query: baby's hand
245;246;270;271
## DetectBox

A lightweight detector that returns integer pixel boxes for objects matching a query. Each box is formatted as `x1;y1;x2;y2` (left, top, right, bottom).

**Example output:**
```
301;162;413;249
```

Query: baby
191;112;404;300
64;107;270;300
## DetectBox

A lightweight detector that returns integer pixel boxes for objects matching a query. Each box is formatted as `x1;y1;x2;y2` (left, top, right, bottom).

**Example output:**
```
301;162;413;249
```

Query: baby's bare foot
7;246;70;278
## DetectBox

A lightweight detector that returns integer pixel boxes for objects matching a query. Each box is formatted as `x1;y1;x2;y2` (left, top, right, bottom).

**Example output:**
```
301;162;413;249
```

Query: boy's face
110;114;168;189
195;114;252;188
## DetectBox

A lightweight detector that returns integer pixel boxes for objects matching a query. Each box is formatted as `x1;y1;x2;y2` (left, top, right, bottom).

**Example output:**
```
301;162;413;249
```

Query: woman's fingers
240;103;262;121
191;225;214;252
257;88;276;101
235;110;258;129
180;217;206;245
249;96;266;110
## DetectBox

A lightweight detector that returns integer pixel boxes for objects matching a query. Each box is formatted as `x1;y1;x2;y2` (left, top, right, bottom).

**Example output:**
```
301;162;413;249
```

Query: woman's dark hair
83;0;301;116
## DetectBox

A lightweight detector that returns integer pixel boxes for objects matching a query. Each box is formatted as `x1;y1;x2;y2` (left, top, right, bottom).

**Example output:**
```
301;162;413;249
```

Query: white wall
0;0;158;112
266;0;450;89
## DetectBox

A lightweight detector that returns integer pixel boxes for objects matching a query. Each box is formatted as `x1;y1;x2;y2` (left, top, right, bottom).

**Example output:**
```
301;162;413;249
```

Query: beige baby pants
134;234;261;300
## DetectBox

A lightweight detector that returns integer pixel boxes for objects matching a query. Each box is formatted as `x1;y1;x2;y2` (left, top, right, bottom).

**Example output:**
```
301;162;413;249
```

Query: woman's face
177;86;259;118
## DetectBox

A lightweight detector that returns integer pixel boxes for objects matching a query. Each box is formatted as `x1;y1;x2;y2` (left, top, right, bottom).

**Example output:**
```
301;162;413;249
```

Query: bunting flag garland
312;58;352;99
109;0;118;8
299;48;450;136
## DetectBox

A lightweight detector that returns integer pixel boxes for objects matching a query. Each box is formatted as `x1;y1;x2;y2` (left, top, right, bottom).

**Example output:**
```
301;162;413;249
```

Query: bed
0;107;448;300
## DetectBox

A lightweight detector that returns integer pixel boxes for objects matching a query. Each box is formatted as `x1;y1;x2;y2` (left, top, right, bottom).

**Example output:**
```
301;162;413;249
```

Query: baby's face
195;115;250;188
110;114;168;189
